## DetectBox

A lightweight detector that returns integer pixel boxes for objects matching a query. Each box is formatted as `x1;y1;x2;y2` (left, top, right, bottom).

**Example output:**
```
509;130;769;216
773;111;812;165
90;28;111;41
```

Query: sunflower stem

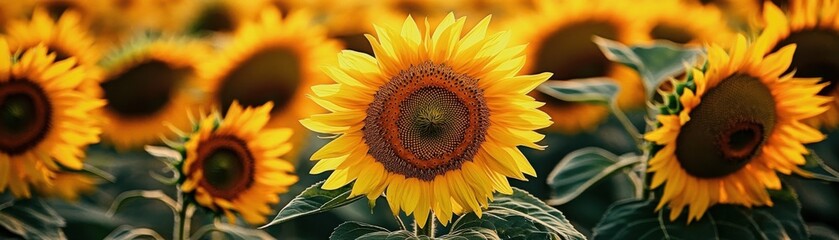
174;187;194;240
610;102;643;148
415;216;435;237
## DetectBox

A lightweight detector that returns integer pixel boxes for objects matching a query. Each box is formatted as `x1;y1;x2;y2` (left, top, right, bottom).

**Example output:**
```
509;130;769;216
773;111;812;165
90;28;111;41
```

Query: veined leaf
451;188;585;240
0;198;66;239
592;187;806;240
262;180;363;228
330;221;427;240
594;37;703;97
547;148;643;205
537;78;619;105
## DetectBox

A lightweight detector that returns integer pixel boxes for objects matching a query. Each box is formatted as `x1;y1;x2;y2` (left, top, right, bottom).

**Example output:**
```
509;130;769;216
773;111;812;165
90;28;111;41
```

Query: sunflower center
334;33;375;55
191;4;235;33
535;21;619;80
195;135;254;199
101;60;189;118
218;47;300;115
364;61;489;181
775;29;839;95
650;24;695;44
675;75;776;178
0;80;52;156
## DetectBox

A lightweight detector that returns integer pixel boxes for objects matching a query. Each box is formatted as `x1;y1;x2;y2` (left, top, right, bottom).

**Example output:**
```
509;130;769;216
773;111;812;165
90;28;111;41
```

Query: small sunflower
0;40;105;198
645;32;830;222
505;0;646;133
638;0;735;45
202;8;340;156
303;14;552;227
757;1;839;128
178;101;298;225
98;37;210;149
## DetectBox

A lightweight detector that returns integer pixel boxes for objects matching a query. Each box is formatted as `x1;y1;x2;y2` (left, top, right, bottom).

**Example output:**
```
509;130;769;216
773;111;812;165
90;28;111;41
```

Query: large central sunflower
757;1;839;128
645;31;830;222
202;8;340;157
303;14;552;227
179;102;298;225
98;38;210;149
0;40;104;198
505;0;646;133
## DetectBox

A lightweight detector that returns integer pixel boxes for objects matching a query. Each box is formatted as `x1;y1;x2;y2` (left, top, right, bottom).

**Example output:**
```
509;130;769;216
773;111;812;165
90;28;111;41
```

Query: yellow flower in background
505;0;646;133
5;8;100;66
645;33;831;222
97;37;210;149
179;102;298;225
183;0;274;34
303;14;552;227
757;1;839;128
4;8;103;96
201;7;341;157
0;40;105;198
637;0;735;45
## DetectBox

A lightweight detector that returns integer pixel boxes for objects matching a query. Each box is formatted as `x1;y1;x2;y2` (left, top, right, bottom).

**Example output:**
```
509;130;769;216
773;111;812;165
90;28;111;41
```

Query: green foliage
329;188;583;240
594;37;703;97
546;148;643;205
0;198;65;239
450;187;585;240
262;180;363;228
538;78;620;105
797;150;839;182
592;188;807;240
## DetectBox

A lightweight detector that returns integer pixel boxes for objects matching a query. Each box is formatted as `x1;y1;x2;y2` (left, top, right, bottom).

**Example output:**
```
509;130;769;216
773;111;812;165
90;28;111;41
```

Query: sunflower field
2;0;839;239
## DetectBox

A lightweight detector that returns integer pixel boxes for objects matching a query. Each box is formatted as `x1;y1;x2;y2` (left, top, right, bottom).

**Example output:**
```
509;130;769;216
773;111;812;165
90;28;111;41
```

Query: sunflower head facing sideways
0;39;105;199
177;101;298;225
202;7;341;158
302;13;553;227
97;37;210;149
504;0;646;133
645;31;831;222
757;1;839;128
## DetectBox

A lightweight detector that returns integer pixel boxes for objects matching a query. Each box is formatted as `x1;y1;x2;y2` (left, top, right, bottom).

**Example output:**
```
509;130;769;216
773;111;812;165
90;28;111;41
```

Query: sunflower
4;8;103;96
637;0;735;46
0;40;105;198
756;1;839;128
302;14;552;227
293;0;378;55
645;31;831;222
201;8;340;157
183;0;273;34
97;37;210;149
505;0;646;133
178;101;298;225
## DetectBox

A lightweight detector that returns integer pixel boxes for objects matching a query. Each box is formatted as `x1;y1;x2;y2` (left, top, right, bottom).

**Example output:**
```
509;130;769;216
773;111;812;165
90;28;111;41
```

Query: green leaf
330;221;428;240
0;198;66;239
440;228;501;240
261;180;363;228
594;37;703;97
795;150;839;182
537;78;620;105
546;147;643;205
450;187;585;240
592;187;807;240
